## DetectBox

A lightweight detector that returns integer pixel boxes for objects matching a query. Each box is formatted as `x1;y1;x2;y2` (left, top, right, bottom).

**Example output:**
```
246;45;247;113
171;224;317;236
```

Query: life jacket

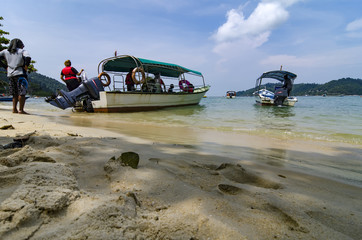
62;67;77;81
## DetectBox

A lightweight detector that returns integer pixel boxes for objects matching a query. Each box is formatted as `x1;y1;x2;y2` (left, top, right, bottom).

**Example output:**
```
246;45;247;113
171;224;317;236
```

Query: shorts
65;78;81;91
9;75;28;96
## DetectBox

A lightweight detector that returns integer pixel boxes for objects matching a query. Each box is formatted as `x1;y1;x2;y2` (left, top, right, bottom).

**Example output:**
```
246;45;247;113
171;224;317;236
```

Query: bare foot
12;110;18;113
18;111;29;115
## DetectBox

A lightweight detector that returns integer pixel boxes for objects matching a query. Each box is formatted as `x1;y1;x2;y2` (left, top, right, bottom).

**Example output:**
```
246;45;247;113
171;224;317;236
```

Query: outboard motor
47;77;104;111
274;88;288;106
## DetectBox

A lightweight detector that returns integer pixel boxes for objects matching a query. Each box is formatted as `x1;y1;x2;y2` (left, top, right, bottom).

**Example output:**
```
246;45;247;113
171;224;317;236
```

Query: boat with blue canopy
253;70;298;106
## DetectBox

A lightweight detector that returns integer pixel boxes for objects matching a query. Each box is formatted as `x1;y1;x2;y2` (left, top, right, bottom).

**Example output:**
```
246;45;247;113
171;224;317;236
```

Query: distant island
1;68;361;97
0;69;67;96
236;78;362;96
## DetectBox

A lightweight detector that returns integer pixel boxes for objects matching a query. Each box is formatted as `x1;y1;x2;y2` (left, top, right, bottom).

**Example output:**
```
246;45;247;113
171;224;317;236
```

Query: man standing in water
0;38;31;114
282;74;293;96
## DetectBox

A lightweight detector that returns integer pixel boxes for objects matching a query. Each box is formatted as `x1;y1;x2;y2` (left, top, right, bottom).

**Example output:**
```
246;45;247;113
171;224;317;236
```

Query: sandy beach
0;108;361;240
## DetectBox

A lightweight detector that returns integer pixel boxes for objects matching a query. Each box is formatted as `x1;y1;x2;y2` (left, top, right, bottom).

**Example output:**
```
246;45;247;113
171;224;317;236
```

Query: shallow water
20;95;362;145
2;96;361;186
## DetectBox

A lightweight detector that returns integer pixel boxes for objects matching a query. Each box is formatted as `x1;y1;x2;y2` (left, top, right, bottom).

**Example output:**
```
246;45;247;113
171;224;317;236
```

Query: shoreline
0;108;361;239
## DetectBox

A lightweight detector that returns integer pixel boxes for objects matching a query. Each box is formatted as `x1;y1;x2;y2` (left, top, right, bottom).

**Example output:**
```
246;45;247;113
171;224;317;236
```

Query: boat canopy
258;70;297;82
99;55;202;78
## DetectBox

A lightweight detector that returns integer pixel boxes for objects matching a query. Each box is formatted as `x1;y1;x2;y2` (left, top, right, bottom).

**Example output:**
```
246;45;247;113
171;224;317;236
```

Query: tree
0;16;10;71
0;17;37;73
0;17;10;51
28;60;37;73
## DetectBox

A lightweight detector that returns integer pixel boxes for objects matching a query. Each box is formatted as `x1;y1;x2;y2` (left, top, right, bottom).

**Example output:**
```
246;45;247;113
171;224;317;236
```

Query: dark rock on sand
120;152;139;169
104;152;140;173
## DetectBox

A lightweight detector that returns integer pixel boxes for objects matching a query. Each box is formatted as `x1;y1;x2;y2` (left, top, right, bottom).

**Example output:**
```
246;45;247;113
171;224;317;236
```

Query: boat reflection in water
254;104;296;131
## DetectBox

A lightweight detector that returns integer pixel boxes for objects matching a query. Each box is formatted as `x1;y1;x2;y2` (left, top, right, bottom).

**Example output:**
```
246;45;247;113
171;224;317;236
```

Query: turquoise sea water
11;95;362;145
2;96;362;186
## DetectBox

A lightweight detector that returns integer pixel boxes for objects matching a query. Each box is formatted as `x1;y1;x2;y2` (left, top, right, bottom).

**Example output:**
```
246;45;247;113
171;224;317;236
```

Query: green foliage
237;78;362;96
0;16;10;51
0;16;10;74
27;60;38;73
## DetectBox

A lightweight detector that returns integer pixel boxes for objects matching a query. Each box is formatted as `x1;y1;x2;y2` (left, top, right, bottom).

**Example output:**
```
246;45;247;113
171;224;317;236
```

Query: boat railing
102;68;207;94
112;74;125;92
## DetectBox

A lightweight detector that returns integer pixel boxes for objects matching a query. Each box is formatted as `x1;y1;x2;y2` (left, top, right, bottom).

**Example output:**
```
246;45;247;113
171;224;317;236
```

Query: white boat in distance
226;91;236;99
253;70;298;106
47;55;210;112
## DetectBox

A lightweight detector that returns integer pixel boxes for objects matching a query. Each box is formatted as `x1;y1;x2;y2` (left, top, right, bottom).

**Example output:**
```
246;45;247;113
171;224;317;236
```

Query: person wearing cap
0;38;31;114
60;60;84;91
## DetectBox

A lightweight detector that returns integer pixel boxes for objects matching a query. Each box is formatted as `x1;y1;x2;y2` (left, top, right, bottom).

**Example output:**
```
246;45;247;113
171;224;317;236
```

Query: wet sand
0;108;361;239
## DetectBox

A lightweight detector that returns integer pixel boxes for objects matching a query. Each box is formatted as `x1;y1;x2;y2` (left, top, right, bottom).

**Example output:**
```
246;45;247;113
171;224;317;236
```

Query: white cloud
263;0;300;8
213;0;300;50
346;18;362;38
213;32;270;56
346;18;362;32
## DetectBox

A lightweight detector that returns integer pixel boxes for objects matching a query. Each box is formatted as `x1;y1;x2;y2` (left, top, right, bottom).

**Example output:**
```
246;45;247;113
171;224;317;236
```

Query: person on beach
125;68;135;91
0;38;31;114
60;60;84;91
282;74;293;96
154;72;166;92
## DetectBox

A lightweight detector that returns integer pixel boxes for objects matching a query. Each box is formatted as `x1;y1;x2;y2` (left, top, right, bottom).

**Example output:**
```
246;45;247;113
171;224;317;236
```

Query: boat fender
132;67;146;84
98;72;111;87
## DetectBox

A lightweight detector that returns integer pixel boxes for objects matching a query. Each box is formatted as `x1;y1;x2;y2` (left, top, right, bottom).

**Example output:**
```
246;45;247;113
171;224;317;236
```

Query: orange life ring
98;72;111;87
131;67;146;84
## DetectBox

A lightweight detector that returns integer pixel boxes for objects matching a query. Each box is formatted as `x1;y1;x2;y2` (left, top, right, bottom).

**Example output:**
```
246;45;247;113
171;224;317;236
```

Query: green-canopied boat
47;55;210;112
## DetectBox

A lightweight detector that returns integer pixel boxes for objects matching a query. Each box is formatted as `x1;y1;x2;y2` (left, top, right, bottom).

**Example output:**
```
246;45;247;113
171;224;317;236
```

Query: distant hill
1;70;361;97
236;78;362;96
0;68;66;96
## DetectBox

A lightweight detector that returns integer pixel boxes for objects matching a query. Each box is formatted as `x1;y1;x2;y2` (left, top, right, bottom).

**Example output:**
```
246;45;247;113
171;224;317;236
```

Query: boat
226;91;236;99
0;96;13;101
0;95;29;102
253;70;298;106
46;55;210;112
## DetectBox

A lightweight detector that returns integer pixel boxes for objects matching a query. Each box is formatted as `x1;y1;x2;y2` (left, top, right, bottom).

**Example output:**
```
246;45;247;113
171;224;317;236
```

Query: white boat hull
254;89;297;106
255;95;298;106
91;86;210;112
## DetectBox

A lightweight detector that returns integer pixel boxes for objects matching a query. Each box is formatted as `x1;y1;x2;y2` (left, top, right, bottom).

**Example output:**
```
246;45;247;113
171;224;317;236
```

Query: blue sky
2;0;362;95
